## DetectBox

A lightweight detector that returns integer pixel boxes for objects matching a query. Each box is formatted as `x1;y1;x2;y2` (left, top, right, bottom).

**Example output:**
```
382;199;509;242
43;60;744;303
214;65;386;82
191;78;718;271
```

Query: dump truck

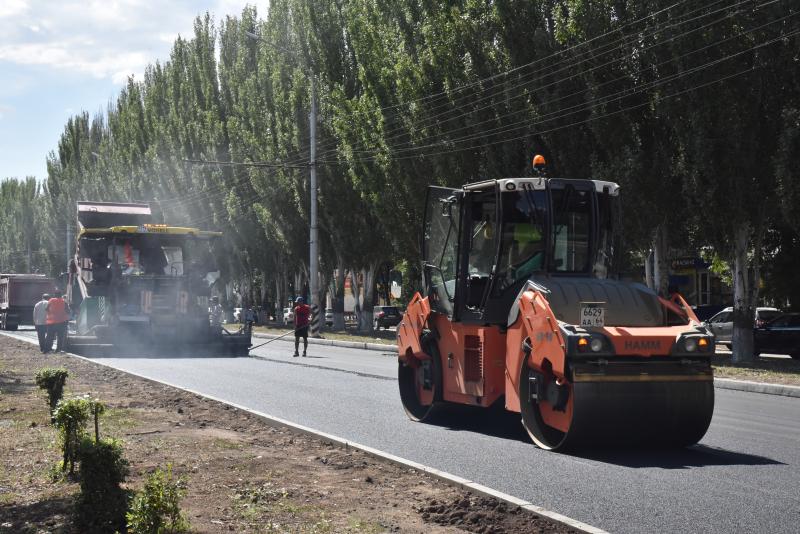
66;201;250;356
397;159;715;450
0;274;57;330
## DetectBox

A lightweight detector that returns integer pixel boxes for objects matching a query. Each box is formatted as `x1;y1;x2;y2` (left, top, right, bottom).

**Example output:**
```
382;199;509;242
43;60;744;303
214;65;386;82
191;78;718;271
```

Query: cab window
493;190;546;294
551;186;591;272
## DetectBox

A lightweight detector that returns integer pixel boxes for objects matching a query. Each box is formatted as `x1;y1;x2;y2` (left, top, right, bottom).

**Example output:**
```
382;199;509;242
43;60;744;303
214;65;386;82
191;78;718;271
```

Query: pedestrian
44;290;70;353
33;293;50;353
209;296;223;330
293;297;311;357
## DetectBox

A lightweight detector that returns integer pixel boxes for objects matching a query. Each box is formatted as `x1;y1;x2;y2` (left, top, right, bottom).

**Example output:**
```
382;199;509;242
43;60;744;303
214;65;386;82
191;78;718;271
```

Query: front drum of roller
520;359;715;451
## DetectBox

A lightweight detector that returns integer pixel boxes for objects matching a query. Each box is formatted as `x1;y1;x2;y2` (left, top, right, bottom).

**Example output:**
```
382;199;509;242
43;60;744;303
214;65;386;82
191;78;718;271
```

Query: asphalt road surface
8;329;800;533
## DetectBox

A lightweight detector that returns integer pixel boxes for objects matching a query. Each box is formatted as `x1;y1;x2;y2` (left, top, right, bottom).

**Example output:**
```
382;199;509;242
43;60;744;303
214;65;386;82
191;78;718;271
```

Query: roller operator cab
397;164;715;451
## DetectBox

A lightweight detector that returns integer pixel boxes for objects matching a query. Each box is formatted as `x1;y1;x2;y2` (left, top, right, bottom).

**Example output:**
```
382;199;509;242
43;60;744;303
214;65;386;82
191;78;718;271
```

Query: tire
398;335;443;422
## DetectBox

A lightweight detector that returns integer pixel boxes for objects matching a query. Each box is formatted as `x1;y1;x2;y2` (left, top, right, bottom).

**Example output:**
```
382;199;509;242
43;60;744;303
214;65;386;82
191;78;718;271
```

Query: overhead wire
379;34;798;163
182;23;799;228
320;21;798;163
90;1;793;227
312;0;742;160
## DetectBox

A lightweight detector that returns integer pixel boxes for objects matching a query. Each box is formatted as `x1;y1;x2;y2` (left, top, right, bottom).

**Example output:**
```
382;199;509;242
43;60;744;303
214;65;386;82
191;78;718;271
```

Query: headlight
590;338;604;352
684;338;698;352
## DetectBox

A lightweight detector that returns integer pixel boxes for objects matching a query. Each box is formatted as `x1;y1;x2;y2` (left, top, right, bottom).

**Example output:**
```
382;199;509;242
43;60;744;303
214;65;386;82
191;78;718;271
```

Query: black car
373;305;402;330
754;313;800;359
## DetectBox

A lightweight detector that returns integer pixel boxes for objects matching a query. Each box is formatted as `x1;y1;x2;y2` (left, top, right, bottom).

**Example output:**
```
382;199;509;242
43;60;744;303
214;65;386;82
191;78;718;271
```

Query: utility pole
244;30;321;336
309;76;320;338
66;225;72;272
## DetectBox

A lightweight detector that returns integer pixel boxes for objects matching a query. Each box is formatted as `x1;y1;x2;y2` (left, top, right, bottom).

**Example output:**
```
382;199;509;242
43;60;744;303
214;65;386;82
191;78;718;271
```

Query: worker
33;293;50;352
293;297;311;357
44;290;70;353
209;296;224;329
244;306;256;332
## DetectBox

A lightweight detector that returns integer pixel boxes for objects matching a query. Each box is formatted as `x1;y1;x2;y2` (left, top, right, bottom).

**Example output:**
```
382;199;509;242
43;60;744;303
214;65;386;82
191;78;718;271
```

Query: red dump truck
0;274;57;330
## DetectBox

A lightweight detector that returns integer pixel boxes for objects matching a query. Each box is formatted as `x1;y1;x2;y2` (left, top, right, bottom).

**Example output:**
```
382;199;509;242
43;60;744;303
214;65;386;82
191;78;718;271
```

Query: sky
0;0;269;182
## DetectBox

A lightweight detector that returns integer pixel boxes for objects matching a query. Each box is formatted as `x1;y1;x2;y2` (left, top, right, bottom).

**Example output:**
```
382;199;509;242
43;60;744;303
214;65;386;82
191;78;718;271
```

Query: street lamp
245;30;321;337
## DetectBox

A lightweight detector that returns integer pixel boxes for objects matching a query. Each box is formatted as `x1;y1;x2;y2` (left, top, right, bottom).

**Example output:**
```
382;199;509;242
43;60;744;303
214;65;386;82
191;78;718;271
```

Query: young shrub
52;396;103;474
127;465;190;534
34;368;69;419
75;437;130;533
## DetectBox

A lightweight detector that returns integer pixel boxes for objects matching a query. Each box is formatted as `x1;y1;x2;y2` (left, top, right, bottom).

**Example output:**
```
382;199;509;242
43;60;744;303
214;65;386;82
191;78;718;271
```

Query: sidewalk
252;333;800;398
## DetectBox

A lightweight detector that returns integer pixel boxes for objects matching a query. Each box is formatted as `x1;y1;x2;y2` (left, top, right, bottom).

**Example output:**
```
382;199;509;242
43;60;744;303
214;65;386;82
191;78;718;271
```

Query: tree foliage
0;1;798;344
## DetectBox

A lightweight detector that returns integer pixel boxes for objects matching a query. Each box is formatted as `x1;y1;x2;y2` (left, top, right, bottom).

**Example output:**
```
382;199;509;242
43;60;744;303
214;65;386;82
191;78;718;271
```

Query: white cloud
0;1;271;84
0;0;29;19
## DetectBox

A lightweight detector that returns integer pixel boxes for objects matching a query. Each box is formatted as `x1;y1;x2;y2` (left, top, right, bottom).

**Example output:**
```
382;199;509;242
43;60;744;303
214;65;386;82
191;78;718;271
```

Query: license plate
580;303;605;328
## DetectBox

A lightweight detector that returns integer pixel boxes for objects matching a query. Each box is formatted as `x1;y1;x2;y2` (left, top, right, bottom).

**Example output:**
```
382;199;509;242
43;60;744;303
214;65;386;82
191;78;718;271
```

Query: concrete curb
713;377;800;398
254;334;800;398
1;331;605;534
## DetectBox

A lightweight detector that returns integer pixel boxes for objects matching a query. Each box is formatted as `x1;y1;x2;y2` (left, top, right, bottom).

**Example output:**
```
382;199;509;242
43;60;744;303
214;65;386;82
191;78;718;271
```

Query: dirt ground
0;336;574;534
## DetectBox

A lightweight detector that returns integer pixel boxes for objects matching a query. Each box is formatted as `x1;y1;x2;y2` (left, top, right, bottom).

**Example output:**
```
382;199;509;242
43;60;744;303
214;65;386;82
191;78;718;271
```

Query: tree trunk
274;277;282;323
332;256;346;331
652;223;670;296
644;249;654;290
358;261;378;333
731;224;756;363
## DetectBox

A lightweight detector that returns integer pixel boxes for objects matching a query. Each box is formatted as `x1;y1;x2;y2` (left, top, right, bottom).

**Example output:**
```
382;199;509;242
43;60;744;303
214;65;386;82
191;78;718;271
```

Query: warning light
698;338;709;348
532;154;546;168
577;337;589;351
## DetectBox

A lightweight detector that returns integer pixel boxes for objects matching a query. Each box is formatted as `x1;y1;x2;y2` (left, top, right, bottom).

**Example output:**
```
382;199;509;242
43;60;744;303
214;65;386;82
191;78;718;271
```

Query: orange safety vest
46;298;69;325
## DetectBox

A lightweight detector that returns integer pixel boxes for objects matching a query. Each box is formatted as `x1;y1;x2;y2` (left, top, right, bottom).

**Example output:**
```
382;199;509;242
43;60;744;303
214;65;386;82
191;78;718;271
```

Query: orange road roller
397;159;714;451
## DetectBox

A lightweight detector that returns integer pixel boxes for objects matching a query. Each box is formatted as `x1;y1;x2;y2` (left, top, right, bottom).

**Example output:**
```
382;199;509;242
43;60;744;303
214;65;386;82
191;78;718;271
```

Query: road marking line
2;331;606;533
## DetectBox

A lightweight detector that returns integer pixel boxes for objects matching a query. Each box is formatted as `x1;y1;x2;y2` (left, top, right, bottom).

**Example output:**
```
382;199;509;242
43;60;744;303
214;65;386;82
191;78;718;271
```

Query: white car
282;307;294;326
325;309;333;327
705;307;781;347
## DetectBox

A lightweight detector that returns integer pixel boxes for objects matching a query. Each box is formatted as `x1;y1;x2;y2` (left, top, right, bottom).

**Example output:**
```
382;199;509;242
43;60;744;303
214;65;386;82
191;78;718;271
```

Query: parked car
325;309;333;327
373;305;402;330
283;307;294;326
704;307;782;347
754;313;800;359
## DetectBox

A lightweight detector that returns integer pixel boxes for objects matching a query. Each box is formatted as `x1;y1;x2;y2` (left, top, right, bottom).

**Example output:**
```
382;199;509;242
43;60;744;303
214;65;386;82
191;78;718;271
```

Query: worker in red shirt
45;290;70;353
293;297;311;357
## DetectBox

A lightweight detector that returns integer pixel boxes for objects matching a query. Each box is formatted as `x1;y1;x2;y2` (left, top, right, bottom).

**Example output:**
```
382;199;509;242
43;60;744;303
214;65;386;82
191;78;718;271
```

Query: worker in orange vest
44;290;70;353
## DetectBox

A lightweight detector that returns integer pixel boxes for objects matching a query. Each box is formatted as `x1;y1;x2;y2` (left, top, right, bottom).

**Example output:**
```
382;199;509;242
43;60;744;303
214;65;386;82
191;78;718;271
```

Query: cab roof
463;177;620;196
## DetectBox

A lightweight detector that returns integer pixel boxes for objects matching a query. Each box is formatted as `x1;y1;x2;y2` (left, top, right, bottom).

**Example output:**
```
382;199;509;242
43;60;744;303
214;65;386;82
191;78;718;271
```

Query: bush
52;396;103;474
127;465;190;534
75;437;130;533
34;368;69;418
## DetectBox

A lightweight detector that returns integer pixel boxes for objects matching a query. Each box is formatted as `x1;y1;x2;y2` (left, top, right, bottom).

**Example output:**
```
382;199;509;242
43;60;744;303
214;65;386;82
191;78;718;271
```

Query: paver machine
66;201;250;356
397;158;715;450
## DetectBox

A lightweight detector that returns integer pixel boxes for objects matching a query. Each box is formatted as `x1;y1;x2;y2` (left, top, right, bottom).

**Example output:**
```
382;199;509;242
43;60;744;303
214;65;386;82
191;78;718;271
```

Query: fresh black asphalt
9;330;800;533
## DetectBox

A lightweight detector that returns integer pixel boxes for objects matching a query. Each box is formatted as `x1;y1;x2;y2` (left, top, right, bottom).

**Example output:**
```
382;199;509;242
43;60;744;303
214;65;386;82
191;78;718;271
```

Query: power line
134;1;777;214
320;24;798;164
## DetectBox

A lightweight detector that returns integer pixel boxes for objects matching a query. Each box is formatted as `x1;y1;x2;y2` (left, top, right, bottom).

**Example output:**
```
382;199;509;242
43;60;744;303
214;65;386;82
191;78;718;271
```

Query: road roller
397;158;715;450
